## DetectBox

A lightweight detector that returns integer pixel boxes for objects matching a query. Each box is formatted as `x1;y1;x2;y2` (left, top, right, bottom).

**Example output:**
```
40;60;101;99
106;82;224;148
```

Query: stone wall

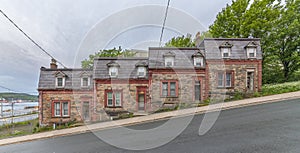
150;71;206;111
96;82;150;113
39;90;109;126
207;60;262;99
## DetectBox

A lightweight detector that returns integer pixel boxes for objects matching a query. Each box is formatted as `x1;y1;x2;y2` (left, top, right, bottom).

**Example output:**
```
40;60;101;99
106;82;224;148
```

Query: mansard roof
199;38;262;60
93;57;149;79
38;68;93;90
148;47;205;69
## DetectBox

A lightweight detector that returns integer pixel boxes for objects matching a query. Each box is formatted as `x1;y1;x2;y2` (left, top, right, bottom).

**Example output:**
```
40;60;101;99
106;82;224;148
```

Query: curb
0;91;300;146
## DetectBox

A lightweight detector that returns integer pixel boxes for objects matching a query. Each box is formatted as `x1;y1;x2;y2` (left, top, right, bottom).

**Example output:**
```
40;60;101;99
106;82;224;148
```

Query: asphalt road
1;98;300;153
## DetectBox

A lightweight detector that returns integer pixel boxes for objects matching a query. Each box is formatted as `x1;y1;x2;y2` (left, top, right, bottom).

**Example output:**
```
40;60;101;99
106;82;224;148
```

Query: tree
165;35;195;47
209;0;250;38
209;0;291;84
81;47;136;69
266;0;300;81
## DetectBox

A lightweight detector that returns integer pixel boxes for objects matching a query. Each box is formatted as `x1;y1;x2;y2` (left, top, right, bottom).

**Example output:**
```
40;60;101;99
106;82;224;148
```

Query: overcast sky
0;0;231;94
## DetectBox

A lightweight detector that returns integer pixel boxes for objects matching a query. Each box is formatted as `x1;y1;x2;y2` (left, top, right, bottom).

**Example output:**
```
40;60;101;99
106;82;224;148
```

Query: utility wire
0;9;67;68
0;85;38;95
159;0;171;47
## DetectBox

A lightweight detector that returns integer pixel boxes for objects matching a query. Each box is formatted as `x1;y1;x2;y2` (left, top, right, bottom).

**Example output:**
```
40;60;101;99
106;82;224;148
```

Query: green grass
262;81;300;96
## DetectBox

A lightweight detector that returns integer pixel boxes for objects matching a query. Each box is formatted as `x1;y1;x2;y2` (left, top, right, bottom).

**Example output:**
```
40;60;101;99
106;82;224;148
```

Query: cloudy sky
0;0;231;94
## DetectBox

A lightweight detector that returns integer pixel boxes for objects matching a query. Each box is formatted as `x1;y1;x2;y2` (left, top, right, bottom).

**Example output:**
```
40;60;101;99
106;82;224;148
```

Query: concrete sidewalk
1;91;300;146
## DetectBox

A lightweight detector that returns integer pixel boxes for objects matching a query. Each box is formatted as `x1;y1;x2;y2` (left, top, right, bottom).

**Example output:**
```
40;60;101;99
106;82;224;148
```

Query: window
109;67;118;77
217;71;233;88
106;91;122;107
54;102;60;117
161;81;178;97
62;102;69;116
194;57;203;66
137;67;146;78
56;77;65;87
53;101;70;117
165;57;174;67
81;77;90;87
247;48;257;58
221;48;231;58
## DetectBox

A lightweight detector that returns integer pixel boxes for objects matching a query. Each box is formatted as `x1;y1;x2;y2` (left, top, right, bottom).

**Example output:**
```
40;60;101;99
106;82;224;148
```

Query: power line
0;85;38;95
0;9;67;68
0;85;14;92
159;0;171;47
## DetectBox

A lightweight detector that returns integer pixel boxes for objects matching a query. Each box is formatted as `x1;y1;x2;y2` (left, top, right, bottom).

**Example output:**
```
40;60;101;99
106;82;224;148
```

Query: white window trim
194;57;203;67
56;77;65;88
54;102;61;117
81;77;90;87
247;47;257;58
221;48;231;58
62;102;70;117
137;67;146;78
109;67;118;78
165;57;174;67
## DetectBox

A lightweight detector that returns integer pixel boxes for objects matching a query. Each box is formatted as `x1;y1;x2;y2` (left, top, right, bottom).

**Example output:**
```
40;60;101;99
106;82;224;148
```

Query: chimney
50;58;57;69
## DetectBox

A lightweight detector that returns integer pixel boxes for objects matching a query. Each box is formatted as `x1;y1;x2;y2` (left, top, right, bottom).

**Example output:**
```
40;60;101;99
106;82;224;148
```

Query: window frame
194;57;204;67
164;57;174;67
246;47;257;58
221;47;231;58
105;90;123;107
216;71;234;88
52;101;70;117
109;67;118;78
160;80;178;97
137;67;146;78
56;77;65;88
81;77;90;87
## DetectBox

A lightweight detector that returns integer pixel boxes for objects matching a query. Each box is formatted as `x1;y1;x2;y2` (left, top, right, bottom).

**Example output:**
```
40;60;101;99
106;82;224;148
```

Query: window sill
160;96;178;98
217;87;234;89
106;106;123;108
52;116;70;118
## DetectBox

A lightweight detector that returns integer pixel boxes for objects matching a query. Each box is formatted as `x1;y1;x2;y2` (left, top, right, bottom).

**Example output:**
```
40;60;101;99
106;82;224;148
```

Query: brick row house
38;38;262;125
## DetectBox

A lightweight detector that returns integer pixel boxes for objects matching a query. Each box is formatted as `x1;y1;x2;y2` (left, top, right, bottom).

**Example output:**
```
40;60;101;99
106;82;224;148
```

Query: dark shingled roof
199;38;262;60
38;68;93;90
93;57;149;79
148;47;205;69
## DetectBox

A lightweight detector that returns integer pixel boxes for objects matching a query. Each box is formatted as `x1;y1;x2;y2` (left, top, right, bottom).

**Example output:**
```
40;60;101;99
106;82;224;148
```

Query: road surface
1;98;300;153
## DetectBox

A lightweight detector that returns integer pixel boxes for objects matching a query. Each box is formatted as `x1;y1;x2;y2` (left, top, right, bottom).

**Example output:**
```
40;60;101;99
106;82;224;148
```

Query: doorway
82;102;90;121
247;71;254;91
194;81;201;101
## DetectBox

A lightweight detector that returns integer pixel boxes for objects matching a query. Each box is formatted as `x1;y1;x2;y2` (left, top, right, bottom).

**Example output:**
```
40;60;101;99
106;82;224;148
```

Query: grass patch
262;81;300;96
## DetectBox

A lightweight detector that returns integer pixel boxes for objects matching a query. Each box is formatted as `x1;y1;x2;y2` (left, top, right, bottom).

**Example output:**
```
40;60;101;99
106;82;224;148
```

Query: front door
194;81;201;101
247;72;254;91
82;102;90;121
138;93;145;111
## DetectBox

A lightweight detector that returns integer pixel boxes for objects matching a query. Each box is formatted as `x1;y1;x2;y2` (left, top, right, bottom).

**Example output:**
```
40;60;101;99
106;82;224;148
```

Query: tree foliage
209;0;300;84
81;47;136;69
165;35;195;47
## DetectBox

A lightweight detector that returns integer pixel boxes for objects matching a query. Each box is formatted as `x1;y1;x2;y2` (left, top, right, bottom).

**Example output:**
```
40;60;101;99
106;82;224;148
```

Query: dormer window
109;67;118;77
107;61;120;78
247;48;256;58
221;48;231;58
56;77;65;87
194;57;203;66
165;57;174;67
137;67;146;78
220;42;233;59
81;77;90;87
245;41;258;58
163;51;175;67
192;51;204;67
54;71;67;88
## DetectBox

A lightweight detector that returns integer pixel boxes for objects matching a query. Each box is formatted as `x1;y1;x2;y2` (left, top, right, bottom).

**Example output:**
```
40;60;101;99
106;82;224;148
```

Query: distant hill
0;93;38;102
